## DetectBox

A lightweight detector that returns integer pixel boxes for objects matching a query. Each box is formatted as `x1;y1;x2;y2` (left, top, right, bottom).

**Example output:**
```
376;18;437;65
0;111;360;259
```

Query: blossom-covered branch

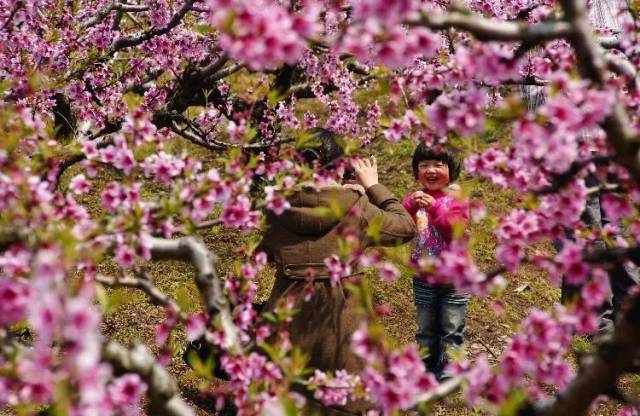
111;0;200;51
102;341;196;416
522;292;640;416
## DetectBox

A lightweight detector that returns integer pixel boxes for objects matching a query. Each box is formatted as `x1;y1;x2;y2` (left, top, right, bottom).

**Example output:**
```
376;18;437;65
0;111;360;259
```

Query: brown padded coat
258;184;415;415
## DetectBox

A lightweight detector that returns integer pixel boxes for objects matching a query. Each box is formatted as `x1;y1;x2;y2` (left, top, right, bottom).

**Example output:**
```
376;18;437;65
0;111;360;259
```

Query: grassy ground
62;70;634;415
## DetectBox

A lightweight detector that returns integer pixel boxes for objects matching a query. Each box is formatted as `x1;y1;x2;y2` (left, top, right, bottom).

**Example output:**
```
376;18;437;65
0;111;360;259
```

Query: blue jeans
414;279;469;379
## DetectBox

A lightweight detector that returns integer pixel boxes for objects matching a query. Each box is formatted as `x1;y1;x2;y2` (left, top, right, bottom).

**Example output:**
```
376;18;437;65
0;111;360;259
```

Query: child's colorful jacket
402;189;470;259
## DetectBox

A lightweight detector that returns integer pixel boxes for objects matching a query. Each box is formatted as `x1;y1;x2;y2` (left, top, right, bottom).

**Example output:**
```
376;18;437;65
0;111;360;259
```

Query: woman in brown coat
258;129;416;414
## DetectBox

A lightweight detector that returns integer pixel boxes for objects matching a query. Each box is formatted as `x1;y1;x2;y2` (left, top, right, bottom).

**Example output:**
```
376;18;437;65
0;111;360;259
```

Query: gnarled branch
147;236;241;353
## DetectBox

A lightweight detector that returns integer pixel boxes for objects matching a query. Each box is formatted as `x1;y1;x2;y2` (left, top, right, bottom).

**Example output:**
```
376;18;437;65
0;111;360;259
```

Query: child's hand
411;191;435;208
353;157;379;189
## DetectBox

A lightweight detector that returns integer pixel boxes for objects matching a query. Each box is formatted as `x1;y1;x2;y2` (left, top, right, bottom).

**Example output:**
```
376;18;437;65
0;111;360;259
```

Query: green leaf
262;311;280;323
366;215;384;243
295;129;320;149
175;285;195;312
123;92;143;110
267;89;286;108
95;284;110;313
328;197;346;219
194;23;216;34
498;389;529;416
185;350;214;380
219;10;237;33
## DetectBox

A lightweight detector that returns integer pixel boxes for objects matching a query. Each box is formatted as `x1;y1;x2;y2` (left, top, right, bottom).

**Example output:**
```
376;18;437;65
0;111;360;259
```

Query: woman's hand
411;191;435;209
353;157;379;189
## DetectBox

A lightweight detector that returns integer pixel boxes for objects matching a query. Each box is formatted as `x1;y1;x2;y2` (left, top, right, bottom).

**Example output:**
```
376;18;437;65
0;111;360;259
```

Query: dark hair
411;142;461;182
300;127;344;167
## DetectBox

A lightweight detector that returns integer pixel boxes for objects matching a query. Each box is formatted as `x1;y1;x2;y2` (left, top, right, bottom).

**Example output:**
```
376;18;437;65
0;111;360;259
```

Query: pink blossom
264;186;290;215
427;88;487;136
185;312;207;341
307;369;359;406
601;192;634;224
556;241;589;286
377;262;400;282
581;268;611;306
254;251;268;268
29;294;64;344
115;244;136;269
0;278;31;326
69;174;92;195
108;374;147;410
324;255;353;286
208;0;319;70
496;242;524;272
222;196;259;231
63;295;101;342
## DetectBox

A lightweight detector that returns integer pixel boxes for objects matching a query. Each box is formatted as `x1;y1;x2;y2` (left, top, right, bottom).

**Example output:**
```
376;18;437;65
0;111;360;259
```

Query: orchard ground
60;70;638;415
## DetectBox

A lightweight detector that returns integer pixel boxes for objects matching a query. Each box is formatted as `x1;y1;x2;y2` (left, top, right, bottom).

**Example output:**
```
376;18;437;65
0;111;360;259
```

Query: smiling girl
403;143;470;381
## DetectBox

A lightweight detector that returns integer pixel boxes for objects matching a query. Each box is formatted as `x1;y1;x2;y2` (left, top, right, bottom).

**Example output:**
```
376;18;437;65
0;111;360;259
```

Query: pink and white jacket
403;189;470;258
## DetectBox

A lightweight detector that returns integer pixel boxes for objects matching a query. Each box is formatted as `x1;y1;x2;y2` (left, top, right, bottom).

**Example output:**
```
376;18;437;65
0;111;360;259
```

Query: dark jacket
258;183;415;414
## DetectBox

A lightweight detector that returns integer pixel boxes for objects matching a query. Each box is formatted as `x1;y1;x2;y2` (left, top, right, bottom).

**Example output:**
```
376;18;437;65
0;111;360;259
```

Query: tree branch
111;0;198;50
197;53;229;81
205;62;243;83
535;155;611;195
95;269;187;320
82;2;150;29
102;341;196;416
48;135;115;190
414;376;464;404
147;236;241;353
413;12;573;42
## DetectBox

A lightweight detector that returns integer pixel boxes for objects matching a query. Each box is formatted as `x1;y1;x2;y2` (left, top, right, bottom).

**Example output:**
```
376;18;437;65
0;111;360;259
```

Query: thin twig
95;270;187;320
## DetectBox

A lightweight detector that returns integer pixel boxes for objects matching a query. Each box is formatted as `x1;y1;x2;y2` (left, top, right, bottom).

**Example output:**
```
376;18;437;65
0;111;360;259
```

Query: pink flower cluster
463;309;574;405
493;180;587;272
325;254;354;286
414;240;489;295
307;369;360;406
207;0;320;70
0;241;148;414
341;26;440;69
352;323;438;415
0;278;31;326
221;352;284;415
426;88;487;137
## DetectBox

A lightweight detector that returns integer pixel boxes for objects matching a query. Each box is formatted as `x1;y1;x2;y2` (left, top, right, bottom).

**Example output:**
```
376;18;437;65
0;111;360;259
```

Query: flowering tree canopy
1;0;640;415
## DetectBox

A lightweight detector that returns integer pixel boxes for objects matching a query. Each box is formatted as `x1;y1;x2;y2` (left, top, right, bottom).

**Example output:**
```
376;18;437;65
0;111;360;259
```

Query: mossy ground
60;70;637;415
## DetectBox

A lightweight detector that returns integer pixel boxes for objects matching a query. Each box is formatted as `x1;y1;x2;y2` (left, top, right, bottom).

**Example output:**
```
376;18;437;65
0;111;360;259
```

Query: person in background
557;172;639;332
258;128;416;414
403;143;470;381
